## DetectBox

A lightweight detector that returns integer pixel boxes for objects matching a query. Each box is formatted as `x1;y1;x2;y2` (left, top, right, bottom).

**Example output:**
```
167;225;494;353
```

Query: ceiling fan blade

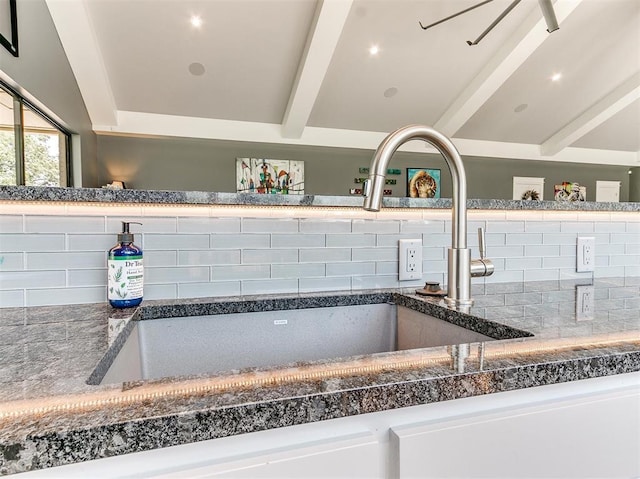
467;0;522;45
419;0;494;31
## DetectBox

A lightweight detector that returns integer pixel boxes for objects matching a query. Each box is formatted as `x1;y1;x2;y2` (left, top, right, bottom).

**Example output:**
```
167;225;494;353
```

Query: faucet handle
477;227;486;259
362;179;371;197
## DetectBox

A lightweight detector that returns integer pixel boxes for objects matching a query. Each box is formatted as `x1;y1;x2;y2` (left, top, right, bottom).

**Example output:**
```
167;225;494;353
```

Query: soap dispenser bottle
108;221;143;308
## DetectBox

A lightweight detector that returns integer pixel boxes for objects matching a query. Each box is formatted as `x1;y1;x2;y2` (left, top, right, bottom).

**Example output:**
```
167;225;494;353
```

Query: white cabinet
19;373;640;478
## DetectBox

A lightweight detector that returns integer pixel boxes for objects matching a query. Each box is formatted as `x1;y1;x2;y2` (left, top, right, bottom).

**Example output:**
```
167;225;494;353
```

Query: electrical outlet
399;239;422;281
576;285;594;321
576;237;595;273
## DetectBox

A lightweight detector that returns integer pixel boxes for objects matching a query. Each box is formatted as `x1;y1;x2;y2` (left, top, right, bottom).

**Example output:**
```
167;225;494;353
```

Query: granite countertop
1;185;639;211
0;278;639;475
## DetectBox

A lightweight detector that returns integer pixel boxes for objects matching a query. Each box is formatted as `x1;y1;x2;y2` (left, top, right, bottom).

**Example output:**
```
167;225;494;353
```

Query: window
0;81;71;187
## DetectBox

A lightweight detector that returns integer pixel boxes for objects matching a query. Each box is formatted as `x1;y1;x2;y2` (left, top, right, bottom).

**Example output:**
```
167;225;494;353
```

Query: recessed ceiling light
369;45;380;56
551;72;562;82
190;15;203;28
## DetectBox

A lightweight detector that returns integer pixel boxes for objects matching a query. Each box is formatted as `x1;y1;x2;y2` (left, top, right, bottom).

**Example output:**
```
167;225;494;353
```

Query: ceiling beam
281;0;353;139
93;111;639;166
45;0;117;126
541;72;640;156
434;0;583;137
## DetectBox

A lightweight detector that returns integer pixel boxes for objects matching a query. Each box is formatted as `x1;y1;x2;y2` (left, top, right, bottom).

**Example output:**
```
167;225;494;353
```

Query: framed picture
236;158;304;195
0;0;18;57
554;182;586;202
513;176;544;201
407;168;440;198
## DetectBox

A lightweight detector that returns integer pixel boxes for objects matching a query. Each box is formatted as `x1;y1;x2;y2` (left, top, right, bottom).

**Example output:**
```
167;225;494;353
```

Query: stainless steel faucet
363;125;493;307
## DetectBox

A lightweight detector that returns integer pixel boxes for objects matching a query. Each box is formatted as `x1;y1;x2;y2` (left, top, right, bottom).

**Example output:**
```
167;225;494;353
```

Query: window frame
1;79;73;187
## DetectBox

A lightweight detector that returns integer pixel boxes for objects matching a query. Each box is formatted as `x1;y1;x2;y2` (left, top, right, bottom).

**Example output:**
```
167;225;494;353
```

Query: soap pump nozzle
118;221;141;244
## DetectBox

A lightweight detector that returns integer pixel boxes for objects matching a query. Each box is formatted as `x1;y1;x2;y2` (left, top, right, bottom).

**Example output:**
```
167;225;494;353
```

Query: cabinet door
390;387;640;478
158;432;381;478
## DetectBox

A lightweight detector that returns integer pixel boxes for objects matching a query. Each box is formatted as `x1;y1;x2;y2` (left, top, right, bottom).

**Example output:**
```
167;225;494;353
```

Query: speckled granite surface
2;185;639;211
0;278;639;475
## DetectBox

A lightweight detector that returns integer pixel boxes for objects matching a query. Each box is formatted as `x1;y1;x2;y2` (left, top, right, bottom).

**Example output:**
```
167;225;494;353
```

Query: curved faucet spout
363;125;473;306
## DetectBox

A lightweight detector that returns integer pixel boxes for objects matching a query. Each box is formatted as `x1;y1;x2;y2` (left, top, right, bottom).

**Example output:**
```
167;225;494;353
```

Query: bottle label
108;256;144;301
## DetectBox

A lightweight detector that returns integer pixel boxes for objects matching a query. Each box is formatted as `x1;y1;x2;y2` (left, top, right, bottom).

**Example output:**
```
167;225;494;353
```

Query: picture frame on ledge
407;168;441;199
0;0;18;57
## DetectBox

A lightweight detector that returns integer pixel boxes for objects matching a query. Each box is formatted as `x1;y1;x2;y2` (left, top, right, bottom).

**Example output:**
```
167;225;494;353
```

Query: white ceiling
45;0;640;166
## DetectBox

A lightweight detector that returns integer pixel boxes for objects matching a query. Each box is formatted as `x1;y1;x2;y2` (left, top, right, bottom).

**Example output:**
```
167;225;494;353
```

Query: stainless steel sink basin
101;303;493;384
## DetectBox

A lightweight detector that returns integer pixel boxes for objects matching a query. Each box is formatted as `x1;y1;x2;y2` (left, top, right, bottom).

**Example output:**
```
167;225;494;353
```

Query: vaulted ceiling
45;0;640;166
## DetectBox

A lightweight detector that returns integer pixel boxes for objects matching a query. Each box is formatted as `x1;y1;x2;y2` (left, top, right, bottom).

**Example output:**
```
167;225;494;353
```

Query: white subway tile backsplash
1;209;638;307
376;262;398;275
300;248;351;263
271;234;325;248
524;269;559;282
212;264;270;281
242;218;298;233
0;253;24;270
146;250;178;267
0;215;23;233
211;234;270;249
178;250;239;266
1;234;65;252
505;257;542;271
525;221;561;233
352;220;399;234
352;247;396;262
68;234;117;252
610;255;640;266
542;256;575;269
146;266;209;284
485;270;524;283
352;274;404;290
144;284;177;300
25;286;105;307
610;233;640;244
490;245;526;258
524;245;560;257
68;269;107;287
0;271;65;289
400;220;444;234
423;247;445;261
178;281;241;298
145;234;210;250
25;216;104;233
243;249;298;264
299;277;351;293
423;260;447;273
272;263;325;279
107;217;176;234
595;222;627;233
326;234;376;248
177;217;240;233
487;221;525;233
506;233;542;245
299;219;351;234
560;222;594;233
26;252;105;270
542;233;579;245
241;279;298;295
327;262;375;277
0;290;24;307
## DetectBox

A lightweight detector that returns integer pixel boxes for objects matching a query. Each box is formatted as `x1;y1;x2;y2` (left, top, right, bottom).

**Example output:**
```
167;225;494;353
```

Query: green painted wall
97;134;632;201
